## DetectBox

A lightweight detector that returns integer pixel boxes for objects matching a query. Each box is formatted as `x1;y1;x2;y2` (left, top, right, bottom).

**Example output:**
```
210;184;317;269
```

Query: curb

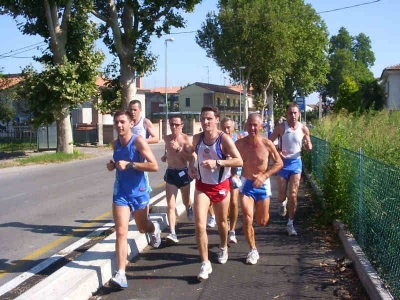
15;182;194;300
303;172;394;300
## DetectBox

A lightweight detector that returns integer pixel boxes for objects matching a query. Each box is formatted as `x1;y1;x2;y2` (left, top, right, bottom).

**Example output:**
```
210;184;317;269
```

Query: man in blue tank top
106;110;159;289
269;103;312;236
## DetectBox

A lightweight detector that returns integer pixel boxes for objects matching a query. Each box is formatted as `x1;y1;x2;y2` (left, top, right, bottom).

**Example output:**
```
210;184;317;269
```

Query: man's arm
106;139;117;171
134;135;159;172
186;134;199;178
268;123;282;143
253;139;283;187
302;125;313;151
218;134;243;168
144;118;159;144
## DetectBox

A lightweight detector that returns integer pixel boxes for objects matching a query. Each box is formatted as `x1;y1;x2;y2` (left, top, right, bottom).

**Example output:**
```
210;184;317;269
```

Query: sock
282;199;287;206
287;219;293;226
118;269;125;276
170;229;176;235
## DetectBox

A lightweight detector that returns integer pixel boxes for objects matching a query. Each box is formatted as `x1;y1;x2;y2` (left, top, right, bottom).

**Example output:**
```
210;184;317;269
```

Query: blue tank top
113;135;147;196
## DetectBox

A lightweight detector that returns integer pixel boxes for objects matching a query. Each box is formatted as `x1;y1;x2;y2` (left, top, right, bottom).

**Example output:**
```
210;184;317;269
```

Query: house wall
178;85;210;113
386;73;400;109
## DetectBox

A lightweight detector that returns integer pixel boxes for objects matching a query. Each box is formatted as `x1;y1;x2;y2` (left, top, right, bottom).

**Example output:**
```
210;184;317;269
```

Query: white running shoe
110;270;128;288
150;222;161;248
279;199;287;217
166;233;179;243
217;247;228;264
286;223;297;236
197;261;212;281
246;248;260;265
207;215;216;228
228;230;237;244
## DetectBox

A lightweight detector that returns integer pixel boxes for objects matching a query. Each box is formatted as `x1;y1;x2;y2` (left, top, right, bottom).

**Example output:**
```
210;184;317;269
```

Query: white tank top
280;121;304;160
132;117;147;138
195;132;231;184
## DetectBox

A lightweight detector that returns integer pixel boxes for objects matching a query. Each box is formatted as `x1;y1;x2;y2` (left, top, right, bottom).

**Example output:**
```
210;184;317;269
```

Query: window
233;99;236;107
185;98;190;107
227;98;230;106
217;97;221;106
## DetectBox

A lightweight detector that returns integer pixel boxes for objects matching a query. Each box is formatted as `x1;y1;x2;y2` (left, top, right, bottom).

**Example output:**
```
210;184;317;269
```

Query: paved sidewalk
90;176;368;300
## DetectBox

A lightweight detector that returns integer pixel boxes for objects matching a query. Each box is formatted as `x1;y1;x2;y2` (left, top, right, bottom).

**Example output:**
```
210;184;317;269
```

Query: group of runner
106;101;312;287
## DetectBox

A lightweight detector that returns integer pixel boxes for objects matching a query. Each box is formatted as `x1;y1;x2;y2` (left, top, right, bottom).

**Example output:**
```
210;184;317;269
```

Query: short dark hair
113;110;133;121
286;102;300;112
201;105;220;118
169;114;182;122
129;100;142;108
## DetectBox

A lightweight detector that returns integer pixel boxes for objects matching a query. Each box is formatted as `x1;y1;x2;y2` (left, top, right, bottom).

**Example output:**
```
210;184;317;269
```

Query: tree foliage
196;0;329;122
321;27;375;102
91;0;201;110
0;0;104;153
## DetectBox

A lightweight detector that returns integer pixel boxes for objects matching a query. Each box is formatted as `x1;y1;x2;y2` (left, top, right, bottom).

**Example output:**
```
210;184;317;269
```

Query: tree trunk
120;62;137;109
57;108;73;153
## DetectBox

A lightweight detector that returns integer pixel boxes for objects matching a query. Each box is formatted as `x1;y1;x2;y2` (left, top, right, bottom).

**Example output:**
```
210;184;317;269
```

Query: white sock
287;219;293;226
170;229;176;235
282;199;287;206
118;269;125;276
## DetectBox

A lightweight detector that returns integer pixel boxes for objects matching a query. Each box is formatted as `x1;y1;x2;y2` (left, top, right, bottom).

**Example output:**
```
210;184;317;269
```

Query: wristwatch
216;160;222;167
127;162;136;169
176;147;182;153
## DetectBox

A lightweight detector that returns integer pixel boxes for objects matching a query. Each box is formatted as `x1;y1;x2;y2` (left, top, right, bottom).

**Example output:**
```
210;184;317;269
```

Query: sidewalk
90;176;369;300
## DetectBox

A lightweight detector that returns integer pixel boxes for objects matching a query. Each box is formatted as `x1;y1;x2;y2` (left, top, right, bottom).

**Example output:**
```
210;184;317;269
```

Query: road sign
295;96;306;112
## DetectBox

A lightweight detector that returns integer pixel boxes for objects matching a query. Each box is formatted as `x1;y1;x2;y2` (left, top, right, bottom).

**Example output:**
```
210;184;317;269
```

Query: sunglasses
170;123;183;127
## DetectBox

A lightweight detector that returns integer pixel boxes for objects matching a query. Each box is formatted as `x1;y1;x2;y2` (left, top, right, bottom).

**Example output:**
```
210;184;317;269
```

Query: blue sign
295;96;306;112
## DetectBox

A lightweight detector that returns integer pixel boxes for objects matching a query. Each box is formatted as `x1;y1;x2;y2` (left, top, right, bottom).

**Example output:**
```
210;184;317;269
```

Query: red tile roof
384;63;400;70
150;86;182;94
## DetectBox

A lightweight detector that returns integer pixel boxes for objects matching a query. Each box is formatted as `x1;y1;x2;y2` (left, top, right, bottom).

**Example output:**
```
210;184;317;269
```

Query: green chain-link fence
303;136;400;299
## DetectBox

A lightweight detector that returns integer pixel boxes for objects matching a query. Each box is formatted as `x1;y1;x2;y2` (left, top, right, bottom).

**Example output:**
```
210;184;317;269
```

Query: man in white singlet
129;100;159;193
129;100;159;144
186;106;243;281
269;103;312;236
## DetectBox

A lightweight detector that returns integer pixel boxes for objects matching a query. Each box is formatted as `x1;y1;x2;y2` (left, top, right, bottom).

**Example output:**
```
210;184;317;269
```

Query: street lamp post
165;37;174;136
239;66;246;132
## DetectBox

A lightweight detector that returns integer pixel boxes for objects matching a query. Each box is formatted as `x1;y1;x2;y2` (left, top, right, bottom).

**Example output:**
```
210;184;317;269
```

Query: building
178;82;253;127
380;63;400;110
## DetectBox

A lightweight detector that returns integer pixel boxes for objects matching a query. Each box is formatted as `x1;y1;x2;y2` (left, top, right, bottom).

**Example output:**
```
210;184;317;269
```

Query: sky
0;0;398;104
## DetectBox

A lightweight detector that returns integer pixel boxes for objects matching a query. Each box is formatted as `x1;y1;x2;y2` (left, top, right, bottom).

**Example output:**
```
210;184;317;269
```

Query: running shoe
166;233;179;243
286;223;297;236
228;230;237;244
197;261;212;281
150;222;161;248
207;215;216;228
279;199;287;217
218;247;228;264
186;206;194;221
110;270;128;288
246;248;259;265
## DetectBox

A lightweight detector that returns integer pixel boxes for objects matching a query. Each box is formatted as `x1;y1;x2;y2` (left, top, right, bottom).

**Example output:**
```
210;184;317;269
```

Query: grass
0;149;90;168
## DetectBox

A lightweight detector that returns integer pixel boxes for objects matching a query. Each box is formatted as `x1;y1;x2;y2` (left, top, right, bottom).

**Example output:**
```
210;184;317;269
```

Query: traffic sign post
295;96;306;123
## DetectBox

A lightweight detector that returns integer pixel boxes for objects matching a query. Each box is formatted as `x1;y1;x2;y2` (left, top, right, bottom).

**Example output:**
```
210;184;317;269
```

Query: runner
235;113;283;264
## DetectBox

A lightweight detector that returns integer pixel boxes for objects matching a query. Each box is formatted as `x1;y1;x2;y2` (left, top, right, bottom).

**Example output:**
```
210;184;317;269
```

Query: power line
168;0;382;35
0;41;46;59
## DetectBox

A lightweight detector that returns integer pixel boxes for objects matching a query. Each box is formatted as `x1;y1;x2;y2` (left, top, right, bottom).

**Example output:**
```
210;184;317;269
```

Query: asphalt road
0;143;167;287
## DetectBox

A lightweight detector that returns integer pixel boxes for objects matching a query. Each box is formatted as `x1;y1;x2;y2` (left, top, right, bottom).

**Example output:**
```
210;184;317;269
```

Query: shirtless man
236;113;283;264
269;103;312;236
220;117;241;244
161;115;194;243
187;106;243;281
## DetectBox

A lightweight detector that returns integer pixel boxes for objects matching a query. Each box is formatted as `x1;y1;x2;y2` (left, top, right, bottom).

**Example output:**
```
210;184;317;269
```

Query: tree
322;27;375;102
196;0;329;124
91;0;201;111
0;0;104;153
335;76;360;113
0;75;16;124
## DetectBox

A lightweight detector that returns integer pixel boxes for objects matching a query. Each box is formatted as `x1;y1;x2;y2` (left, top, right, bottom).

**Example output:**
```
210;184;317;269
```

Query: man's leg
277;176;289;216
180;183;194;221
112;203;131;272
166;182;179;234
213;193;230;264
255;197;271;227
241;194;255;249
194;190;211;262
133;205;161;247
229;187;239;232
287;173;301;220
